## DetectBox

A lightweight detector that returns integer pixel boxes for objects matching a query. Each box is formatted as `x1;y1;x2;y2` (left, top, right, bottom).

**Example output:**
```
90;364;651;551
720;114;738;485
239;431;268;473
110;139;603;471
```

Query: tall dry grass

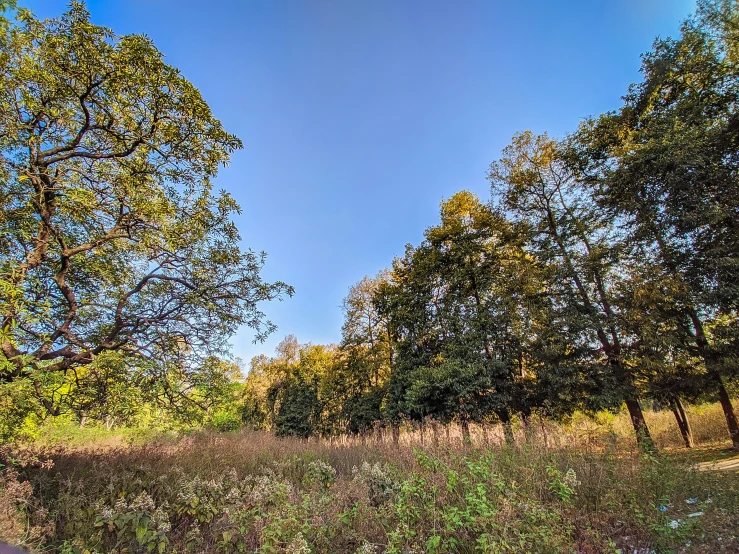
1;402;737;553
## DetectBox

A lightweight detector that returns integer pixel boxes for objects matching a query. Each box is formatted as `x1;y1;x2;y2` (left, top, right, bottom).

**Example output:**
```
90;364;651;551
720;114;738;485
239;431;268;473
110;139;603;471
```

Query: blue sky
27;0;696;366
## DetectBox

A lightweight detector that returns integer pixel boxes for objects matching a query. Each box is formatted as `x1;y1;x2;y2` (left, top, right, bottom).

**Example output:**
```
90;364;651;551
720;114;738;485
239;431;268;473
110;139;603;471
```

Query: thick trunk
685;308;739;449
498;409;515;446
713;372;739;450
624;398;654;451
670;397;693;449
391;423;400;446
460;417;471;445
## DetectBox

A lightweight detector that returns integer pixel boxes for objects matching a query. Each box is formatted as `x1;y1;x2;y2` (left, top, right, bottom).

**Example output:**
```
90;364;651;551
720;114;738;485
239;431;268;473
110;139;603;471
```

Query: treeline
242;0;739;450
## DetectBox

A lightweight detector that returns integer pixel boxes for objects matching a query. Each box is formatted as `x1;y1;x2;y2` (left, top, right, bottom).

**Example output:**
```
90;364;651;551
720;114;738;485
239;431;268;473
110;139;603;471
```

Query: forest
1;1;739;553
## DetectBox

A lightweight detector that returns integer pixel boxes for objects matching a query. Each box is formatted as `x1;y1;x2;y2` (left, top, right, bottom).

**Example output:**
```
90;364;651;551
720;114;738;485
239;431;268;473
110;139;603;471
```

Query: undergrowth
1;405;738;553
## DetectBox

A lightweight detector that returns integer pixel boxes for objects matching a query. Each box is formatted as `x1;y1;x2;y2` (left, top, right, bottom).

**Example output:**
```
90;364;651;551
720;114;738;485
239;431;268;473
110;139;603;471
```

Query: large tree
489;132;655;448
573;0;739;448
0;4;292;416
376;192;574;443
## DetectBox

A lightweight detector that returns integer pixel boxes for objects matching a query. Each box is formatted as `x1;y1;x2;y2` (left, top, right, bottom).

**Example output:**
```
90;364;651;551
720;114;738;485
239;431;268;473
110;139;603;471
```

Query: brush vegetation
2;407;739;554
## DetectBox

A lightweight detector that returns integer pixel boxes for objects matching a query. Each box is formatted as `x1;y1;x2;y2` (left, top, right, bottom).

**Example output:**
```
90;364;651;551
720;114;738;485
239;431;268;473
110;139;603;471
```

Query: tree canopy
0;4;292;418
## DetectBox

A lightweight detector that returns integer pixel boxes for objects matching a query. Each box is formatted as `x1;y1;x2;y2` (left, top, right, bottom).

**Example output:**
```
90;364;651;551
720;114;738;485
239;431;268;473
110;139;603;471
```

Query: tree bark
675;397;694;448
670;396;693;448
460;416;472;445
713;372;739;450
479;423;490;445
498;409;515;446
624;398;654;451
521;409;534;442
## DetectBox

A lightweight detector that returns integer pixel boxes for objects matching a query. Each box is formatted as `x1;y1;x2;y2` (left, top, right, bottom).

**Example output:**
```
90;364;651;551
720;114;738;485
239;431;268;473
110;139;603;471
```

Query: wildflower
354;542;379;554
286;532;311;554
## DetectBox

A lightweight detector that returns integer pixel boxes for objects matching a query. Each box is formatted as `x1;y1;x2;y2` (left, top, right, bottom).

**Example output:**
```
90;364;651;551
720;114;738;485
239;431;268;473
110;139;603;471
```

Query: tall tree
489;132;655;448
376;192;569;442
331;272;392;434
0;4;292;417
574;0;739;448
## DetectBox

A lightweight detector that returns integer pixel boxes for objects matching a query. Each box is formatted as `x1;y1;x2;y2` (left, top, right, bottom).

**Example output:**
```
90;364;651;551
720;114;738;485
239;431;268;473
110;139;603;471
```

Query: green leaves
0;4;291;424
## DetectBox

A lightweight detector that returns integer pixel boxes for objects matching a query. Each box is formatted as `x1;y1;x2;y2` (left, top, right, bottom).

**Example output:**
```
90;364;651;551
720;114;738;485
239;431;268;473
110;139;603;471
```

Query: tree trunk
79;415;87;428
460;416;471;445
431;420;440;447
391;423;400;446
498;409;515;446
684;307;739;450
670;397;693;448
624;398;654;451
479;423;490;445
521;410;534;442
713;371;739;450
675;397;694;447
539;416;550;449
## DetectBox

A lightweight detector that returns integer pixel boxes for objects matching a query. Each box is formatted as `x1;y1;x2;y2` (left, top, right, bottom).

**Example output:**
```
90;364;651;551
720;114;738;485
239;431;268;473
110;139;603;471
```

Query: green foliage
0;378;42;443
571;0;739;447
209;409;241;433
94;492;170;554
0;2;291;433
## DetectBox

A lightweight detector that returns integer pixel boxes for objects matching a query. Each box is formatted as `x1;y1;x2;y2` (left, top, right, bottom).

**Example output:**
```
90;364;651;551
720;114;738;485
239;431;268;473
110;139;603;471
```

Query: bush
209;410;242;433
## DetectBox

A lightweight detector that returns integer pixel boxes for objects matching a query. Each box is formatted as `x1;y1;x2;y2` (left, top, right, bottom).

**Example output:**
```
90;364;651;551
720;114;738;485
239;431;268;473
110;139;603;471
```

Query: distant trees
240;2;738;449
0;3;291;425
240;336;336;438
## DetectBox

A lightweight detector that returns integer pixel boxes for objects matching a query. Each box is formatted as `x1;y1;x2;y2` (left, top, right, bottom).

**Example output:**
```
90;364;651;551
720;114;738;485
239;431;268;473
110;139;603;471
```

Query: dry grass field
1;403;738;554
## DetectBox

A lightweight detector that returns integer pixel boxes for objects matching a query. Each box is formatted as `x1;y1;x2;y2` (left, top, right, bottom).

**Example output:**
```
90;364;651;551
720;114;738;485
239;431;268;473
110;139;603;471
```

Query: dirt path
695;456;739;471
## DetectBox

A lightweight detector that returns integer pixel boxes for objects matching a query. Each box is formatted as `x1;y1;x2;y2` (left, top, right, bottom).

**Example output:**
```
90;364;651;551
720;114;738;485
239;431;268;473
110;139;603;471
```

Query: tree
574;0;739;448
489;132;655;449
340;271;393;387
241;337;342;437
0;4;292;417
376;192;569;443
331;272;392;434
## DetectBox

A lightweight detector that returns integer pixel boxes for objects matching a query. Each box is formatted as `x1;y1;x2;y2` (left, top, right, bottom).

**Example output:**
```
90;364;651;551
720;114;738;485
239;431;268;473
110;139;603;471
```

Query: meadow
2;404;738;554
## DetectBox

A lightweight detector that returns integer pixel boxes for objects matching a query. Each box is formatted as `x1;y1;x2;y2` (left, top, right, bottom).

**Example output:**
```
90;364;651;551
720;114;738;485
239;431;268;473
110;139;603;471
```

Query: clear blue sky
26;0;696;365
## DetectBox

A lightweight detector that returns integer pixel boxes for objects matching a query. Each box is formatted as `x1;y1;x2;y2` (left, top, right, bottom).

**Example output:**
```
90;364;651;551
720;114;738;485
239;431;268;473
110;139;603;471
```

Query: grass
1;403;738;553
